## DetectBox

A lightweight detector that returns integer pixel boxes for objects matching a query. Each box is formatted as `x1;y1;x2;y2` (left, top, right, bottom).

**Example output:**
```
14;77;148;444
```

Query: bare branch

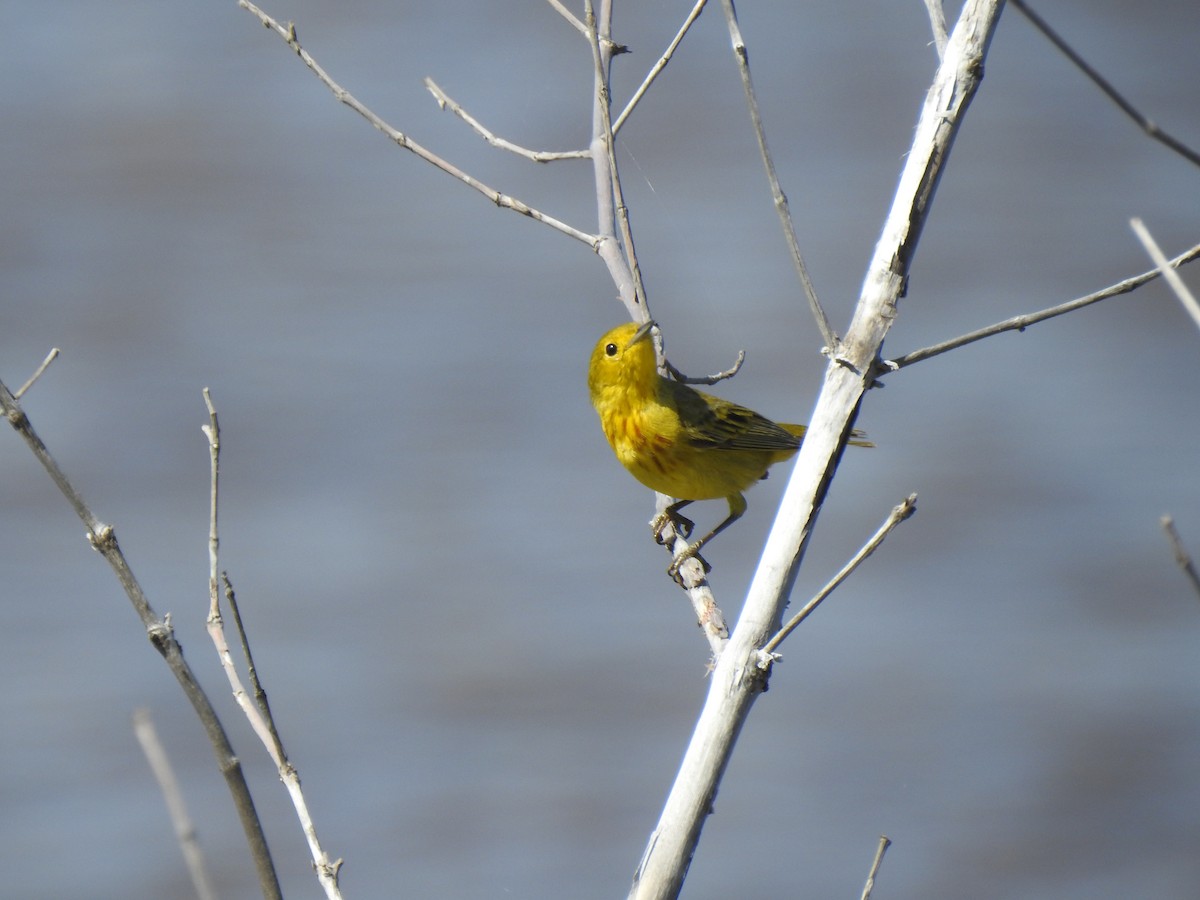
14;348;59;399
885;241;1200;369
201;392;345;899
424;78;590;162
629;4;1005;895
0;378;283;900
665;350;745;386
133;709;219;900
238;1;600;248
1130;220;1200;332
1161;516;1200;601
201;389;221;620
759;493;917;662
612;0;710;135
545;0;627;54
545;0;589;38
860;835;892;900
668;535;731;658
719;0;838;351
923;0;949;60
1010;0;1200;169
585;0;650;316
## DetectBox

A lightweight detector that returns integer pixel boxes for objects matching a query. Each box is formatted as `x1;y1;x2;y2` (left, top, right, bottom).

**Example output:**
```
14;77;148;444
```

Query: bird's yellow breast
601;395;787;501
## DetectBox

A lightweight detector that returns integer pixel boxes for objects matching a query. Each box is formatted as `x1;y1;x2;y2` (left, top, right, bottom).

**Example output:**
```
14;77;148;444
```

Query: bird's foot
667;542;711;582
651;508;694;543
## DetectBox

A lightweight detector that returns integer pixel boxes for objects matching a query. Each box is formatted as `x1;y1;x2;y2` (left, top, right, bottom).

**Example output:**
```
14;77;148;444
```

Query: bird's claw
667;543;711;582
651;509;694;543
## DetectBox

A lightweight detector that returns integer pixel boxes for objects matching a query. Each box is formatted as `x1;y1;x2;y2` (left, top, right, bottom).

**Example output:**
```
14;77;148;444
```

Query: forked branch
202;391;344;899
0;377;282;900
238;1;600;247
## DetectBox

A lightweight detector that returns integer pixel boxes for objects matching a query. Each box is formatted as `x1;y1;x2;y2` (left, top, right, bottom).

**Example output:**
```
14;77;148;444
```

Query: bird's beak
628;319;656;347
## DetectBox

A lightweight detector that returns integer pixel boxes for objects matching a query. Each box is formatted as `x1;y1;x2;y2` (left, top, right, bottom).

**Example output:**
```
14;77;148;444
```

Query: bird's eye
605;342;618;357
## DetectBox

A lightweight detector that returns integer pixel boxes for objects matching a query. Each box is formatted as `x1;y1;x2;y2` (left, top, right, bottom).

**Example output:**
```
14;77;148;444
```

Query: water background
3;2;1200;897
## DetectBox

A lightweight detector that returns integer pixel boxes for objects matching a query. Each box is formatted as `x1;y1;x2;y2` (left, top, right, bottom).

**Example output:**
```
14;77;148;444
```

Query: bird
588;320;871;575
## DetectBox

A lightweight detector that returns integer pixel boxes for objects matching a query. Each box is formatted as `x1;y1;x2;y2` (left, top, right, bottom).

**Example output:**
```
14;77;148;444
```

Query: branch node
87;523;116;552
755;649;781;671
147;615;174;653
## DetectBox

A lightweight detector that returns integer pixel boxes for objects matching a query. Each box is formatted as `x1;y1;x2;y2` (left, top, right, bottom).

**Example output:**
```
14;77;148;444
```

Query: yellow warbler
588;320;871;573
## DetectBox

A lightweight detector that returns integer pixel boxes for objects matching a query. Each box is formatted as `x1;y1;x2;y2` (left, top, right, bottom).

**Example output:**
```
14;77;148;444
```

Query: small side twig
14;348;60;399
1130;219;1200;332
650;495;730;658
544;0;589;38
201;390;344;899
885;241;1200;369
759;494;917;664
1161;516;1200;601
665;349;745;386
237;1;600;248
1010;0;1200;169
424;78;590;162
133;708;218;900
860;835;892;900
611;0;709;135
719;0;837;351
923;0;949;59
222;572;287;752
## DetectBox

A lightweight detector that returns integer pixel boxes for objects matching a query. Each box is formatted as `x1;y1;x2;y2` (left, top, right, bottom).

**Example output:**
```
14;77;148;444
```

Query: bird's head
587;320;658;406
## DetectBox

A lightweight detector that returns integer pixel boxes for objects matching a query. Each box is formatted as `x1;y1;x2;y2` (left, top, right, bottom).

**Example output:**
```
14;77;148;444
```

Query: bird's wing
666;381;800;452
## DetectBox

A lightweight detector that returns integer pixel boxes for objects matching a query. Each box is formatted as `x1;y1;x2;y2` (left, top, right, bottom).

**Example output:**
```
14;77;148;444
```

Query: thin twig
0;379;282;900
885;241;1200;369
223;572;288;752
1010;0;1200;169
612;0;709;135
860;835;892;900
201;389;221;620
719;0;837;351
665;349;745;386
424;78;590;162
585;0;649;310
14;348;60;399
923;0;949;60
238;1;600;248
1130;219;1200;332
759;494;917;663
133;708;219;900
201;391;345;899
545;0;589;38
1161;516;1200;601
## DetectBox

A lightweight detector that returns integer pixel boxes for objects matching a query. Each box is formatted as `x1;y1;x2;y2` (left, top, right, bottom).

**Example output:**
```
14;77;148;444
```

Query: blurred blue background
3;1;1199;897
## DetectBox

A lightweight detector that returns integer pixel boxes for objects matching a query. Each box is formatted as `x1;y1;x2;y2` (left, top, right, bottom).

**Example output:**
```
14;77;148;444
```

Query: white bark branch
1130;219;1200;332
627;3;1006;896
